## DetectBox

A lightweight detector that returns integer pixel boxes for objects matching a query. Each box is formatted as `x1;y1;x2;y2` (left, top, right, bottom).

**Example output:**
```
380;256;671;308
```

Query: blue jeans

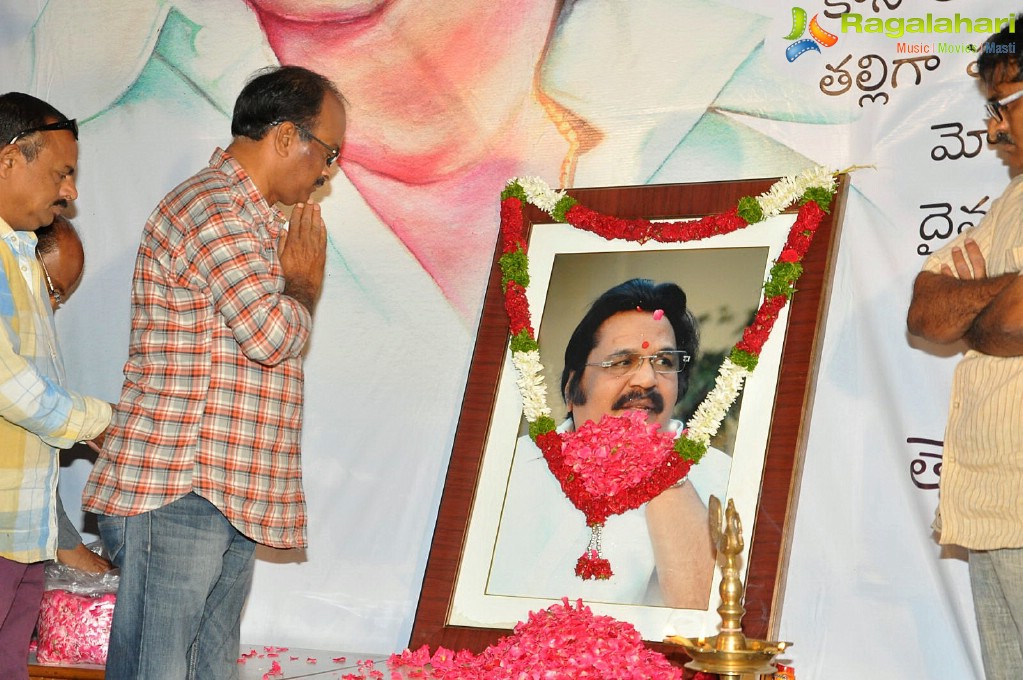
98;493;256;680
969;548;1023;680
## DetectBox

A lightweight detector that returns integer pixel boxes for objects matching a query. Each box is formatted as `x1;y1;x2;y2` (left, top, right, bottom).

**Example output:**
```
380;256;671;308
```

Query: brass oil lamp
664;496;791;679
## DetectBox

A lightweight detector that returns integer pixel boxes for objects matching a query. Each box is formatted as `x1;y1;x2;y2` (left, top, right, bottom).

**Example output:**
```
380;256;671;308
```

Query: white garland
684;358;750;446
511;176;568;214
511;350;552;422
506;165;834;449
756;165;836;219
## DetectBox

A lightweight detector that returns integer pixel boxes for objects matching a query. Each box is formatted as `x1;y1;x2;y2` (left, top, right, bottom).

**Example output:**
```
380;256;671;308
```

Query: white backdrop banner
0;1;1009;677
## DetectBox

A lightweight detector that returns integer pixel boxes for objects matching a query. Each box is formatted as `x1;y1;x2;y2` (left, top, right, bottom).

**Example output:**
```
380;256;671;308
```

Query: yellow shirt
0;217;110;563
924;174;1023;550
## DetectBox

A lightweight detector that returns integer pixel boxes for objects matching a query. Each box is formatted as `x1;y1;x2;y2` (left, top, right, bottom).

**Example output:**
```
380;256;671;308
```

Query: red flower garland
575;551;614;580
504;282;533;337
501;178;834;578
500;197;526;253
735;295;787;356
565;204;751;243
537;429;692;527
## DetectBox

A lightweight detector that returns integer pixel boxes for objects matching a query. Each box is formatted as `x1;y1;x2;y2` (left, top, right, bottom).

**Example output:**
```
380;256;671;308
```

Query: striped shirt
0;217;111;563
924;174;1023;550
82;149;313;549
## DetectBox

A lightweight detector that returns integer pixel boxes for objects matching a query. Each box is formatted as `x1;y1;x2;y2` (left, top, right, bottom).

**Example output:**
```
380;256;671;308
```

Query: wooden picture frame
410;177;847;662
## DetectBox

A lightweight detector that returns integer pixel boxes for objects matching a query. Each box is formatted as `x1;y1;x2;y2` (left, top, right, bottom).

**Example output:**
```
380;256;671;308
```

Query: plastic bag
35;541;118;666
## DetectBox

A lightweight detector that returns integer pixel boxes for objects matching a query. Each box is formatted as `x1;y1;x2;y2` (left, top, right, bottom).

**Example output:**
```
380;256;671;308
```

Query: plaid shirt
0;218;111;563
82;149;313;548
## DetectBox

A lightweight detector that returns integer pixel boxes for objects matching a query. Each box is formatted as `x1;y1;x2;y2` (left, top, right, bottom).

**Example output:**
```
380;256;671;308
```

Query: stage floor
29;647;392;679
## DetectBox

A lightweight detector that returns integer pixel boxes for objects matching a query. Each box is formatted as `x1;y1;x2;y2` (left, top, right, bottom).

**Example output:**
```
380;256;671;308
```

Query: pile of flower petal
35;590;116;665
387;599;681;679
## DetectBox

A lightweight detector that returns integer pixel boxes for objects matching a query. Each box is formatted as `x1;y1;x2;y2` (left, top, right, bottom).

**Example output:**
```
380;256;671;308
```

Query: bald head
35;215;83;310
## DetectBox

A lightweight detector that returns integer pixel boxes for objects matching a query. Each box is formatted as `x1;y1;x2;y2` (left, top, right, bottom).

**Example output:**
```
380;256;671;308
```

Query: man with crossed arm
907;17;1023;680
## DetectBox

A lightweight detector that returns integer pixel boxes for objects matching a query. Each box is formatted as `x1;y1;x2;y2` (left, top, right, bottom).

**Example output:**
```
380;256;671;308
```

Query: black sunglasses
270;120;339;167
7;119;79;146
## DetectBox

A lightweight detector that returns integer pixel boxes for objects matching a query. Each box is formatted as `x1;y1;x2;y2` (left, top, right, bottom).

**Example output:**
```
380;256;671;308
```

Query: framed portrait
411;177;847;657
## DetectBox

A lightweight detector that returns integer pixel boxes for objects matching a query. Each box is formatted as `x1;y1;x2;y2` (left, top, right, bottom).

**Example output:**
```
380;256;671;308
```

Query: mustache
313;177;327;188
988;130;1014;145
612;387;665;414
53;199;68;208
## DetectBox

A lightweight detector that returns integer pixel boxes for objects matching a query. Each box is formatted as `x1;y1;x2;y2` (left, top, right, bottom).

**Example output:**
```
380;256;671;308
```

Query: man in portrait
489;278;731;608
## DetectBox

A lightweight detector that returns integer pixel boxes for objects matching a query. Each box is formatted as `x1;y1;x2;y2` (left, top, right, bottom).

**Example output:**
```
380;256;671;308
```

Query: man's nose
988;114;1009;142
628;358;658;386
60;175;78;202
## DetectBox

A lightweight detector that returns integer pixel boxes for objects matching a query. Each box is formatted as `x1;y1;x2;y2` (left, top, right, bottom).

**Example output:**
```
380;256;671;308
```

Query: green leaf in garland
550;195;578;222
764;262;803;299
800;186;834;213
529;415;556;440
499;251;530;290
501;181;527;202
736;196;764;224
729;347;759;371
674;436;707;464
509;331;539;354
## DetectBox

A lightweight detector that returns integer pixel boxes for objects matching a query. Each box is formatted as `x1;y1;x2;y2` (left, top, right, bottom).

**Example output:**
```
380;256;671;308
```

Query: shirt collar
209;147;287;234
0;214;39;252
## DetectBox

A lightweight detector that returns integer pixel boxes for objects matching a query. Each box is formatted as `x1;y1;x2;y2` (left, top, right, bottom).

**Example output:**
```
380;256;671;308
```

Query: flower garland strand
500;168;837;579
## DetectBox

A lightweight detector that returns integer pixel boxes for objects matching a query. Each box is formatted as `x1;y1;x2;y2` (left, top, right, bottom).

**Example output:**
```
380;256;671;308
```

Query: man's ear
271;122;296;160
564;370;576;407
0;144;21;178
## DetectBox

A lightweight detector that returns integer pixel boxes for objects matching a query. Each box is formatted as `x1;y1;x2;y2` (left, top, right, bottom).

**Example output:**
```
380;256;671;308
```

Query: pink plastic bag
35;542;118;666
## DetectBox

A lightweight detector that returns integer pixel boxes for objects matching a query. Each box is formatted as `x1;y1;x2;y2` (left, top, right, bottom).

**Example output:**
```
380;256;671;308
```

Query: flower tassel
575;524;613;580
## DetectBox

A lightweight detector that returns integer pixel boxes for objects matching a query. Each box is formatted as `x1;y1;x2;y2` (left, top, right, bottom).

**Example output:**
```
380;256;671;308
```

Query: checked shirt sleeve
190;209;311;366
0;293;111;450
0;346;110;448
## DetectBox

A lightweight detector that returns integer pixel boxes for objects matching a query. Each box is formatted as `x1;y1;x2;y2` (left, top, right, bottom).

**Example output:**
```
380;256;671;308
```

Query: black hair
0;92;72;162
230;65;343;140
560;278;699;407
978;14;1023;87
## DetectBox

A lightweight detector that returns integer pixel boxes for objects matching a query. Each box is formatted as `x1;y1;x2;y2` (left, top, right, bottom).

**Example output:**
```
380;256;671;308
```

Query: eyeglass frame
7;119;79;146
36;253;63;308
585;349;691;376
985;88;1023;122
269;120;339;167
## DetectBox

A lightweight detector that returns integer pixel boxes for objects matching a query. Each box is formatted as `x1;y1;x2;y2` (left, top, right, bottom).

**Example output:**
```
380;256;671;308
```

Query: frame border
410;176;847;662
